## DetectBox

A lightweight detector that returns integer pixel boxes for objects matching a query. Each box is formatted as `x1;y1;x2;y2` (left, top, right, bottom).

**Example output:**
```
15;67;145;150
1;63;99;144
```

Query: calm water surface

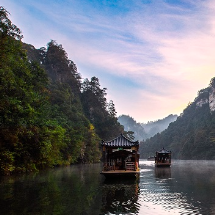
1;160;215;215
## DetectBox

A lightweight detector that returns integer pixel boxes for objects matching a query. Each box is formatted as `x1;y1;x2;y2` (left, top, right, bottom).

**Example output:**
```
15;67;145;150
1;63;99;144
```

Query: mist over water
1;160;215;214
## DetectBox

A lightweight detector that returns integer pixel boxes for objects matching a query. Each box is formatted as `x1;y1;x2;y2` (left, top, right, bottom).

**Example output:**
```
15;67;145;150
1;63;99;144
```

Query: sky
2;0;215;123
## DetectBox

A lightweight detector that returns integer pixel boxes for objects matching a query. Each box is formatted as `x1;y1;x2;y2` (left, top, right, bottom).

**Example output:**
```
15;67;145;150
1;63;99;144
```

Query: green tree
0;7;66;174
81;77;123;140
108;100;117;118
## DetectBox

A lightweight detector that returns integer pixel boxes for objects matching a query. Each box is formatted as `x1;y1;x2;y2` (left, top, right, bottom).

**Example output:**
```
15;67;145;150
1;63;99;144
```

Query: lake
1;160;215;215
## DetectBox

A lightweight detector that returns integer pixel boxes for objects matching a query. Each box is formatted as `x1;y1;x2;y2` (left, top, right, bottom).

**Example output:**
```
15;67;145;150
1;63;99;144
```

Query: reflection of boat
100;134;140;178
101;179;139;214
155;166;171;179
155;148;171;167
147;156;155;161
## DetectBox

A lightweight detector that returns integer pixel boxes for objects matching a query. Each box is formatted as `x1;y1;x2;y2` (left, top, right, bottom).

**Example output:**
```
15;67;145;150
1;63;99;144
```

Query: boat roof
156;148;171;154
101;134;139;147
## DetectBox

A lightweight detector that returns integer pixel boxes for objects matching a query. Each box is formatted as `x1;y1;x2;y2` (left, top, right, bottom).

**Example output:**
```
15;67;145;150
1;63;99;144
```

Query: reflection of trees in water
0;164;103;215
100;179;140;214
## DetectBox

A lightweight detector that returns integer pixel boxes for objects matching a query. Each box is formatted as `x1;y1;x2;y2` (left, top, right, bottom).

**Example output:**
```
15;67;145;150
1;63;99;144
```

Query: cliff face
209;87;215;112
195;84;215;112
196;98;208;108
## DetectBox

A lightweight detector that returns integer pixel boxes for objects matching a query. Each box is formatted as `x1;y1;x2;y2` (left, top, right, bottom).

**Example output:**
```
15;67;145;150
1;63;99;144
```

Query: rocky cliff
195;79;215;112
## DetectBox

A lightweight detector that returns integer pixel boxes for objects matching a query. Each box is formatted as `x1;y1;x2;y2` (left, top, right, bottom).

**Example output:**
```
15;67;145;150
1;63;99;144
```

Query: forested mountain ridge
141;78;215;159
23;41;123;140
118;114;177;141
0;7;123;175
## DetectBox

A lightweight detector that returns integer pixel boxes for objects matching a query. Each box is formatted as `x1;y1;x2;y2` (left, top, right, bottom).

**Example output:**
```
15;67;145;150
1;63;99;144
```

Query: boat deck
101;170;140;178
101;170;140;174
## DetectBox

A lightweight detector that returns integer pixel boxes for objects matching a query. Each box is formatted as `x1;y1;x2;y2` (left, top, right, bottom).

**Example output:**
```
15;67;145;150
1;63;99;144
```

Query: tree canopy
0;7;123;175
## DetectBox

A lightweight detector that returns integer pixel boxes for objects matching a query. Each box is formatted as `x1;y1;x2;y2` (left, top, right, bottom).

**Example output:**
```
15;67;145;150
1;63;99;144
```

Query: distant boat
155;148;171;167
147;156;155;161
100;134;140;178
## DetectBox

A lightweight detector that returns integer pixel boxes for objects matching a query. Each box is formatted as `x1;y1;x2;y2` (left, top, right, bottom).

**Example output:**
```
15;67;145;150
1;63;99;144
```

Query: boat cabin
155;148;171;167
100;134;140;178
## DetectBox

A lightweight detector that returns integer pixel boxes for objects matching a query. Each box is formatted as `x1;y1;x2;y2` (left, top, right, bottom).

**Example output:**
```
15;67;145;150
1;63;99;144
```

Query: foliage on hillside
0;7;123;175
141;82;215;159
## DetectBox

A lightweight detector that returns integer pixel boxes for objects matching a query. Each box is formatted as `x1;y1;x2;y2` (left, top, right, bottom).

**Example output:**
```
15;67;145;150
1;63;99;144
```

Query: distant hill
140;77;215;160
141;114;178;139
118;115;147;141
118;114;177;141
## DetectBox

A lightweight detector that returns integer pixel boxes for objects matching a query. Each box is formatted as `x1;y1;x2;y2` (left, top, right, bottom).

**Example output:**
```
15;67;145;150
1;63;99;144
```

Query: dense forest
0;7;124;175
141;78;215;159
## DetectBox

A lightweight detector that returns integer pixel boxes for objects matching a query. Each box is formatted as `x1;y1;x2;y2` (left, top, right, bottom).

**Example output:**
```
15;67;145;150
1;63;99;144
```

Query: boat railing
103;162;115;171
125;161;135;171
156;158;171;164
103;161;137;171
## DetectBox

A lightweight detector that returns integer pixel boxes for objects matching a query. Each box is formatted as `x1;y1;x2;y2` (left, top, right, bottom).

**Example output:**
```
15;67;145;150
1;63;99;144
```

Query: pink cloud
2;0;215;122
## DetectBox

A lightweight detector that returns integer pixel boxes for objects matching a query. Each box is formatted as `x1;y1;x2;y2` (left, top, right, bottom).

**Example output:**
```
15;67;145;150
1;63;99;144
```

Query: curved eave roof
156;148;171;154
101;134;139;147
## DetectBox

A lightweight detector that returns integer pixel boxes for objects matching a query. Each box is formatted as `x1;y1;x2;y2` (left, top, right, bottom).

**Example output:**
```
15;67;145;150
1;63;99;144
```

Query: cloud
2;0;215;122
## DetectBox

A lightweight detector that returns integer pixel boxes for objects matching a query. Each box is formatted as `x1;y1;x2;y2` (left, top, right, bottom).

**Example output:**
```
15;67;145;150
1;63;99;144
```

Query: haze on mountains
140;78;215;160
118;114;177;141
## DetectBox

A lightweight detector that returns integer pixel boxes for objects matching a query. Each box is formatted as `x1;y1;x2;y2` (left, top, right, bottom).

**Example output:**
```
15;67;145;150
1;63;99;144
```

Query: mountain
141;114;178;139
118;114;177;141
118;115;147;141
0;7;124;175
140;78;215;160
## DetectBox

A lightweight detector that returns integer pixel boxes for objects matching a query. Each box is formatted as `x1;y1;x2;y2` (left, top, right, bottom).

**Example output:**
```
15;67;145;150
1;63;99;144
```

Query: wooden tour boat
155;148;171;167
100;134;140;178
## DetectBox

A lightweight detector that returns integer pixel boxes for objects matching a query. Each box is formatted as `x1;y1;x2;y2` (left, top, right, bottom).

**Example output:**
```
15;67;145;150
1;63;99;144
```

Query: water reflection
1;161;215;214
138;160;215;214
101;178;140;214
0;164;103;215
154;167;171;179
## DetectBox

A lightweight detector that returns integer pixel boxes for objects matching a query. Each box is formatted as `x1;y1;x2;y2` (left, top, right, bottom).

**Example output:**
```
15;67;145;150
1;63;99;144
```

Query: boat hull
155;163;171;167
100;170;140;179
